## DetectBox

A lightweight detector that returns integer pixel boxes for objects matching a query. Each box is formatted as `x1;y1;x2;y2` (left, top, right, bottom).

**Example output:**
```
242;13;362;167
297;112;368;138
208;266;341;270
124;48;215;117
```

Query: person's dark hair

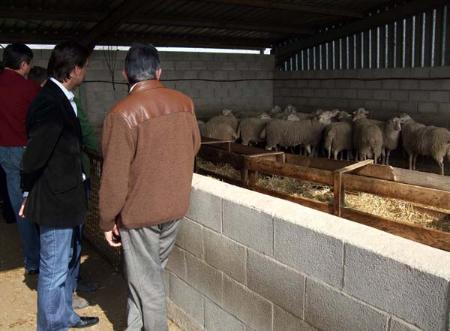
125;43;160;85
2;43;33;70
47;41;89;82
28;66;48;85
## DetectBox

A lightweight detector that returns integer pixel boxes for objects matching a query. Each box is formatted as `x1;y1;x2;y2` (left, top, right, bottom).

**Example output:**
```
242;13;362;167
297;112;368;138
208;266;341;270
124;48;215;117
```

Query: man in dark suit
20;41;99;330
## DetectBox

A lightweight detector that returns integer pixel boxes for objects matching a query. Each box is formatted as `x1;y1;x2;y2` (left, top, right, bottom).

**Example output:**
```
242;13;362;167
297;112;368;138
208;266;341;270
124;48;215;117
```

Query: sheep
203;122;239;141
399;114;426;171
352;111;383;163
197;120;207;137
203;109;239;141
271;105;282;114
238;113;272;146
323;111;353;160
273;104;298;119
262;111;335;156
400;114;450;175
381;117;402;165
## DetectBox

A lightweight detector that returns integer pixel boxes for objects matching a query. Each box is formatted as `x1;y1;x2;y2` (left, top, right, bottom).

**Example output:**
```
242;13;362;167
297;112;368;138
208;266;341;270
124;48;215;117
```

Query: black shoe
71;316;99;328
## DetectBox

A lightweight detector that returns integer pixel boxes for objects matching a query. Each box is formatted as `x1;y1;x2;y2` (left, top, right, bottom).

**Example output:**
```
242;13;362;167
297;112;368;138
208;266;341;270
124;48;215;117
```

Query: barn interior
1;1;450;330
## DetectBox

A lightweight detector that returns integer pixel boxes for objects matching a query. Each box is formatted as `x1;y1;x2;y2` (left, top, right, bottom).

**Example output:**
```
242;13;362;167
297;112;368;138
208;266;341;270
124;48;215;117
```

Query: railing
197;142;450;251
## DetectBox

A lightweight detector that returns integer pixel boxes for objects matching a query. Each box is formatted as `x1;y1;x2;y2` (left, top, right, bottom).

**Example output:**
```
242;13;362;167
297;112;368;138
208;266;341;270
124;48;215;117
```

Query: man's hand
18;198;27;218
104;224;121;247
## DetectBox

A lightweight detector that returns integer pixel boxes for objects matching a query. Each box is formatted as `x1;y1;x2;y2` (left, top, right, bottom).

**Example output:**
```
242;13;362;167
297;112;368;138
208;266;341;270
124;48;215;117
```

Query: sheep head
222;109;233;116
271;105;282;113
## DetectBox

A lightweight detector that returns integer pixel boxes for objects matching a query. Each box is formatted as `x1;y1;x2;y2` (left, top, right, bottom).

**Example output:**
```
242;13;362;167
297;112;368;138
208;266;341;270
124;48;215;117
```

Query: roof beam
131;16;314;35
0;8;314;36
0;30;271;50
199;0;364;18
275;0;449;64
79;0;147;48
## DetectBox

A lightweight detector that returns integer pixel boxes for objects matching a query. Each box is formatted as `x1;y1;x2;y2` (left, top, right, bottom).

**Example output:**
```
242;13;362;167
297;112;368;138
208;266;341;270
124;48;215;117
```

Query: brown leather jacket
99;80;201;231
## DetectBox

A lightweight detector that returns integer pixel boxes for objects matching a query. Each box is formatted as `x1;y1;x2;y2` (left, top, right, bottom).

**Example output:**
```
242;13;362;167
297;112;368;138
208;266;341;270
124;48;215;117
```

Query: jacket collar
129;80;164;94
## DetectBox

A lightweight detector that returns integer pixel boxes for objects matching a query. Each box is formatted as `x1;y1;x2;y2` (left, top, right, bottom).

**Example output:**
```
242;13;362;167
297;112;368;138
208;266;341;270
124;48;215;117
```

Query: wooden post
333;160;374;217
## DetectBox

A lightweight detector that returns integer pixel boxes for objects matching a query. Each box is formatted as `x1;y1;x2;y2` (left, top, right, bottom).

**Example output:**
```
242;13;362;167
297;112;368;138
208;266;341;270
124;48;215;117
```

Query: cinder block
186;188;222;232
274;305;317;331
381;101;398;113
222;276;273;331
418;102;438;114
430;91;450;103
221;62;236;71
382;80;400;90
342;89;357;99
247;250;304;317
177;218;204;258
399;80;419;90
398;102;418;113
419;80;446;90
364;100;381;111
274;218;343;287
344;244;450;331
389;317;422;331
439;103;450;114
305;278;388;331
390;90;409;101
321;80;335;89
185;252;223;303
167;245;186;279
175;61;191;70
205;299;245;331
357;89;373;99
373;90;390;100
190;61;205;70
366;80;382;89
203;228;246;283
223;199;273;256
169;273;205;326
167;298;204;331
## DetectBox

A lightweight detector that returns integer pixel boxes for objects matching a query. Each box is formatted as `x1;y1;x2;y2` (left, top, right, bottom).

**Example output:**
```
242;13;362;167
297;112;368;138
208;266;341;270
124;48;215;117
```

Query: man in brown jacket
99;44;201;331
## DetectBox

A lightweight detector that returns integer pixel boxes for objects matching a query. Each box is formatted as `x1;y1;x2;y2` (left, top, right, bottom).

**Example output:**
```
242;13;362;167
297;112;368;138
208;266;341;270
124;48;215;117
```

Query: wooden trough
197;139;450;252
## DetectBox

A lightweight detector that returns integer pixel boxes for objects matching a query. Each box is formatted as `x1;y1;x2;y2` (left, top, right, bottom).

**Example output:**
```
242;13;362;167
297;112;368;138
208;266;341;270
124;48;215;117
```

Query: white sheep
399;114;426;171
323;111;353;160
262;111;335;155
203;110;239;141
400;114;450;175
197;120;207;137
203;122;239;141
237;113;272;146
352;111;383;163
381;117;402;165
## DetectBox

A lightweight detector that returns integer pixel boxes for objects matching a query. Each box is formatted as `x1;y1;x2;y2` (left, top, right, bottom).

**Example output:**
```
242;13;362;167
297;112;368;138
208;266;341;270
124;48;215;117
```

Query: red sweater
0;69;40;146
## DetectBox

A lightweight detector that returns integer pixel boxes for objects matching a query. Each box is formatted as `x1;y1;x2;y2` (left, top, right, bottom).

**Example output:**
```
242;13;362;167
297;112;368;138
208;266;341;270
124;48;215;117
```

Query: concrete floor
0;220;180;331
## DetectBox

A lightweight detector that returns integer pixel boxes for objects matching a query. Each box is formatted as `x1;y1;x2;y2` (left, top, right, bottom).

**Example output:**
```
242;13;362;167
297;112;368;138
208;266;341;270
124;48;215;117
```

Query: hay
196;158;450;233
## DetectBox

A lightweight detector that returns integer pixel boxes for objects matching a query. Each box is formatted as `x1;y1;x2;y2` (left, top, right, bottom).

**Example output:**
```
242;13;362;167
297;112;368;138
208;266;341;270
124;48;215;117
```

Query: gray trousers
120;220;180;331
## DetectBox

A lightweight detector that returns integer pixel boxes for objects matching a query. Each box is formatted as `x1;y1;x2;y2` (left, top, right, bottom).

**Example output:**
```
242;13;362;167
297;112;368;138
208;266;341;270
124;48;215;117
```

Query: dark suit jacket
21;79;87;228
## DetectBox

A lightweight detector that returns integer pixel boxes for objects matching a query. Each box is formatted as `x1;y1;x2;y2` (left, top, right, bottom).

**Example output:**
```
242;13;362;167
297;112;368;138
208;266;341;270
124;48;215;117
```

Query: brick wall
166;174;450;331
274;67;450;127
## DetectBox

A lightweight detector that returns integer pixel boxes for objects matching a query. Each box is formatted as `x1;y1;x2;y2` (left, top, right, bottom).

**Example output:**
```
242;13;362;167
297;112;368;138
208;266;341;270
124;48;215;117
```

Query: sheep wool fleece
99;79;201;232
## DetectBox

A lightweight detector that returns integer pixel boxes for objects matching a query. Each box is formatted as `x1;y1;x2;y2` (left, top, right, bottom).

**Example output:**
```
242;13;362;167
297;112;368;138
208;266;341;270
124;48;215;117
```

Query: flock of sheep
198;105;450;175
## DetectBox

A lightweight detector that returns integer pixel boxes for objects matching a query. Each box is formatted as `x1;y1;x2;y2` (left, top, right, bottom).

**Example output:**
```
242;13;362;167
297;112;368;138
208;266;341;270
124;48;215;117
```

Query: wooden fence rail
197;142;450;251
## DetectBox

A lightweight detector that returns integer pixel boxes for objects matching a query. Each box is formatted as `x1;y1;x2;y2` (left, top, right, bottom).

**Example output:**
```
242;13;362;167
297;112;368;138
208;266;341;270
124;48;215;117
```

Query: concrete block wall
166;174;450;331
1;48;274;138
273;67;450;127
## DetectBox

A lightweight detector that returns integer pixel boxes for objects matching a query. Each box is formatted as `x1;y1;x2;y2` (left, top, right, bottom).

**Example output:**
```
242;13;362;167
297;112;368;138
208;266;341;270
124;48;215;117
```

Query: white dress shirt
50;77;78;117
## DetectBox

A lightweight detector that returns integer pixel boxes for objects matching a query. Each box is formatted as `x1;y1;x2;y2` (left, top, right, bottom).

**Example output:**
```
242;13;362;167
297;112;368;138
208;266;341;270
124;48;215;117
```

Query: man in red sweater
0;43;40;274
99;44;200;331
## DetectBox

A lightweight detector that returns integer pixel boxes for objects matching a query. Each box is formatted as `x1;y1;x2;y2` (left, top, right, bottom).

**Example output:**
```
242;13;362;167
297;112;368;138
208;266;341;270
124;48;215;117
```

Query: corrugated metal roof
0;0;405;49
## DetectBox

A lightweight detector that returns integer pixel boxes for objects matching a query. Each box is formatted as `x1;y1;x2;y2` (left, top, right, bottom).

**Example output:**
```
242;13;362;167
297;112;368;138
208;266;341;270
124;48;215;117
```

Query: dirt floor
0;220;180;331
